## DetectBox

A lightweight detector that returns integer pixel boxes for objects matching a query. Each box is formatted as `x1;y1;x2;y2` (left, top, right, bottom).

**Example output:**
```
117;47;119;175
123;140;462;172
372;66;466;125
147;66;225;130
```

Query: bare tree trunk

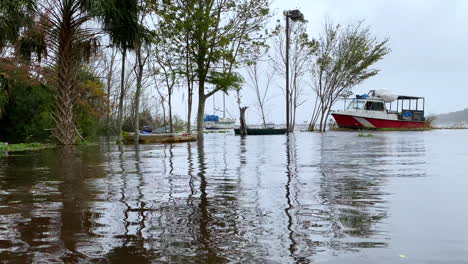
185;33;193;133
161;97;166;131
323;110;331;132
260;107;267;128
106;49;117;136
239;106;248;136
117;47;127;143
319;103;328;132
168;91;173;133
308;95;320;131
187;80;193;133
196;95;205;141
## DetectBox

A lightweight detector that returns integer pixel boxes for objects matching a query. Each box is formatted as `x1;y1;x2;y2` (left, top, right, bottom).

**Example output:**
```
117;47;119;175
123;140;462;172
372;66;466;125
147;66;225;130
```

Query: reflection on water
0;130;467;263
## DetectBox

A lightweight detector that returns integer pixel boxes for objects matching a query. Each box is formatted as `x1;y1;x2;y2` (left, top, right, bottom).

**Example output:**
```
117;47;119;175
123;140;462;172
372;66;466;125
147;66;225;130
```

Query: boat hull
204;120;235;129
332;113;425;129
234;128;287;135
124;133;196;144
205;123;235;129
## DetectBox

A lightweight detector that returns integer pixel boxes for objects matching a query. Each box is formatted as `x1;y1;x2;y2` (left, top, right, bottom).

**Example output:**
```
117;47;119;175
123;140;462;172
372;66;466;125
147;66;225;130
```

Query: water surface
0;130;467;263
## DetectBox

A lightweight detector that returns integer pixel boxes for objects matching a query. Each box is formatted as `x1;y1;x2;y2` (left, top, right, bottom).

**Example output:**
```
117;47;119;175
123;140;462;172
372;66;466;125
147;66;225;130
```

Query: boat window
364;101;385;111
347;100;365;110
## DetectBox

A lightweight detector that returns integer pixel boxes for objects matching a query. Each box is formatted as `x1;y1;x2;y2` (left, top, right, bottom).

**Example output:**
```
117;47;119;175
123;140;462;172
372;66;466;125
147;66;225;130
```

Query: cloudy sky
172;0;468;125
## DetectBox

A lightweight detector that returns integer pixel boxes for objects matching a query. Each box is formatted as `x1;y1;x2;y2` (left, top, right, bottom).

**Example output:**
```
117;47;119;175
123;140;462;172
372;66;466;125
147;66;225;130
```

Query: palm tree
1;0;144;144
0;0;36;52
44;0;99;144
1;0;103;144
100;0;140;142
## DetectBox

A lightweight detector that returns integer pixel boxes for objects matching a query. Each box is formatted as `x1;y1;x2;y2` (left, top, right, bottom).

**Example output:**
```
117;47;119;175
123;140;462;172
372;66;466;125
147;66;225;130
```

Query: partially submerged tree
42;0;100;144
101;0;140;142
246;54;275;128
308;21;390;132
271;20;315;132
158;0;271;140
132;1;154;143
233;75;247;135
101;47;118;134
1;0;91;144
153;34;178;133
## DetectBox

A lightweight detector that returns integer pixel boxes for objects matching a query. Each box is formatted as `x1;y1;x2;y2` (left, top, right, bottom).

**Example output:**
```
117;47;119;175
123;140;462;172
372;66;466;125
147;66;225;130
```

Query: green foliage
424;114;437;129
0;142;53;155
358;132;374;137
0;62;54;143
14;15;48;63
100;0;140;51
310;20;391;132
314;21;390;90
207;71;244;94
74;67;107;140
0;0;36;52
0;62;106;143
157;0;271;97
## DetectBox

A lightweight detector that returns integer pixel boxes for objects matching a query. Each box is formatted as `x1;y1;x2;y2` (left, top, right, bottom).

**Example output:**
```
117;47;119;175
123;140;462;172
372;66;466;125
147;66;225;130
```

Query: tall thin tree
101;0;139;142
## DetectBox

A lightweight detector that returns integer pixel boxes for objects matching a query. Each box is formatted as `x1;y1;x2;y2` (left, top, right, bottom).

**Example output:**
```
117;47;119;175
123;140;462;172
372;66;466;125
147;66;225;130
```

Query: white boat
204;115;235;129
332;90;426;129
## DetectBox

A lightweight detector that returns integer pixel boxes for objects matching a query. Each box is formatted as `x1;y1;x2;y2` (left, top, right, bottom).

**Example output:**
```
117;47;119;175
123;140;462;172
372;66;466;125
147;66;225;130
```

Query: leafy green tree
309;20;390;132
0;62;54;143
157;0;271;139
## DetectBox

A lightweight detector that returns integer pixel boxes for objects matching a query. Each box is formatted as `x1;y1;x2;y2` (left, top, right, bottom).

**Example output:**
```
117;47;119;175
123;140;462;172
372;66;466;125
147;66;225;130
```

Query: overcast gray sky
172;0;468;125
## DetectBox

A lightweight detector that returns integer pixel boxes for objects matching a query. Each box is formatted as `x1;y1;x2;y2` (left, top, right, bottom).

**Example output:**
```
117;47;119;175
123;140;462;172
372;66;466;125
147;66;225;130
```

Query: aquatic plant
424;114;437;129
0;142;53;154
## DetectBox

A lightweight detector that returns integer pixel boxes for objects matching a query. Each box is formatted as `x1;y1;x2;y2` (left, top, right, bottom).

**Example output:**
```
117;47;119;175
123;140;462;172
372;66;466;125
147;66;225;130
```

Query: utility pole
286;15;290;134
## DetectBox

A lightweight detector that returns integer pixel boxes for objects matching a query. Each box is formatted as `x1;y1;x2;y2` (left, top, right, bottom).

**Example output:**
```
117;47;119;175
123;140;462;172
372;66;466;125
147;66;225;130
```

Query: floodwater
0;130;467;263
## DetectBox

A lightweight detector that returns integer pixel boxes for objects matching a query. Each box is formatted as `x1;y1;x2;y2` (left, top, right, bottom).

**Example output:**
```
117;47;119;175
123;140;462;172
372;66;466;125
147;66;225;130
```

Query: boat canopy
204;115;219;122
397;95;425;100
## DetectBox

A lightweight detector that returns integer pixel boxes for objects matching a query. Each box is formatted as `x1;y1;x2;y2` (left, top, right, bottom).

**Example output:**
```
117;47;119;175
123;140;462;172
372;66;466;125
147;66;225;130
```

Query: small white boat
204;115;235;129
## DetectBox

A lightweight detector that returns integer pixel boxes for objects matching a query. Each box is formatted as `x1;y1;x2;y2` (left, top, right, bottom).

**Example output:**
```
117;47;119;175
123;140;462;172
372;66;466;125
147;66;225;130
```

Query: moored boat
234;128;287;135
124;132;196;144
331;90;426;129
204;115;235;129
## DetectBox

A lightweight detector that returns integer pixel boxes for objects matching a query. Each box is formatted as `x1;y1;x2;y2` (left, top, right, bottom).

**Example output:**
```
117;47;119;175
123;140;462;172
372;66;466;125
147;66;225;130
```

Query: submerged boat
332;90;426;129
204;115;235;129
234;127;287;135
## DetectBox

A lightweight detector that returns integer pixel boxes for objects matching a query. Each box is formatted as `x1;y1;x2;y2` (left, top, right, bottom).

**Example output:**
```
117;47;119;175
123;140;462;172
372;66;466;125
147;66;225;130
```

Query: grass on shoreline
0;143;54;154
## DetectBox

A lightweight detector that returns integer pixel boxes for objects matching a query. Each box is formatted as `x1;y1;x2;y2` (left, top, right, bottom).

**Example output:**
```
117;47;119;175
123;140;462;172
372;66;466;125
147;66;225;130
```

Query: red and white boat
331;90;426;129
